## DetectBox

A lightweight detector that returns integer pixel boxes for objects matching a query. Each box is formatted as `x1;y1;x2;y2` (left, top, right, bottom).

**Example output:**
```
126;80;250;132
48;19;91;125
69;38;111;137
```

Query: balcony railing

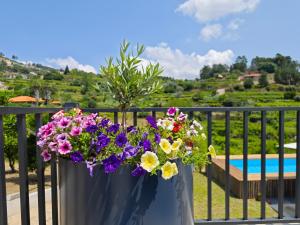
1;106;300;225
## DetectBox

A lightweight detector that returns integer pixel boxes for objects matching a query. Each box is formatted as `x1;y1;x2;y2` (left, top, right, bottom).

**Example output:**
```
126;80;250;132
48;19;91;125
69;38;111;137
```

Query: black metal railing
1;106;300;225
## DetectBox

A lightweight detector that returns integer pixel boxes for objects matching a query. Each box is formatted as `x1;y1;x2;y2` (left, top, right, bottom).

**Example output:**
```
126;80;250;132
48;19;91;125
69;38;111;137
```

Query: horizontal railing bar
0;107;60;115
194;218;300;225
83;106;300;113
3;106;300;115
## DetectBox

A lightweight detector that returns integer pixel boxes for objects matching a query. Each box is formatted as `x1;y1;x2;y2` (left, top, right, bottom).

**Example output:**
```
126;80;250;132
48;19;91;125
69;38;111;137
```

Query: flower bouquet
38;107;214;179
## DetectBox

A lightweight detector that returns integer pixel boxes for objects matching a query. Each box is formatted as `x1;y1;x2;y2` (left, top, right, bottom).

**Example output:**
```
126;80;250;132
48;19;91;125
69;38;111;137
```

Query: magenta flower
58;141;72;155
41;150;51;161
70;127;82;136
48;142;58;152
58;117;71;128
167;107;179;116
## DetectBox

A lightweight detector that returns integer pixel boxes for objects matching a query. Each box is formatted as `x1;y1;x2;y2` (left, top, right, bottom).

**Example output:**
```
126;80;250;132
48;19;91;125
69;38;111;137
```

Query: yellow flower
208;145;216;158
140;152;159;172
201;133;207;140
161;161;178;180
159;138;172;154
171;138;182;151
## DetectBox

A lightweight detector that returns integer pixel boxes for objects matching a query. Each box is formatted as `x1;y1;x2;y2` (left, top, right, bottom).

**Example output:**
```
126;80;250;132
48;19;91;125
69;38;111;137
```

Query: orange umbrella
8;96;37;103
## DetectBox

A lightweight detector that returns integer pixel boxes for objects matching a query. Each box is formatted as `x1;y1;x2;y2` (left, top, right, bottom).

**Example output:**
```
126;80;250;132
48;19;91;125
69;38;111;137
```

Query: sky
0;0;299;79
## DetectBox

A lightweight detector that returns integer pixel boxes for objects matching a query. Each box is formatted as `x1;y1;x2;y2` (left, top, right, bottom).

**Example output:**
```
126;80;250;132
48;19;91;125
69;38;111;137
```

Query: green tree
64;65;70;75
258;73;269;88
0;52;4;57
243;78;254;89
100;40;163;127
231;56;248;72
12;54;18;60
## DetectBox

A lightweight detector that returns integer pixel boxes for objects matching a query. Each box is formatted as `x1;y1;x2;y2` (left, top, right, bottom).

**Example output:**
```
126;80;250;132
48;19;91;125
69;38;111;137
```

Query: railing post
133;111;137;126
35;114;46;225
17;114;30;225
206;111;212;221
260;111;267;219
243;111;248;220
225;111;230;220
278;110;284;219
114;112;118;124
0;115;8;225
296;111;300;218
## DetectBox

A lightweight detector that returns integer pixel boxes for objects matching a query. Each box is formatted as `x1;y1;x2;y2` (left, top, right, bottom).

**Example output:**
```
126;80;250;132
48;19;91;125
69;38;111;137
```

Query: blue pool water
230;158;296;174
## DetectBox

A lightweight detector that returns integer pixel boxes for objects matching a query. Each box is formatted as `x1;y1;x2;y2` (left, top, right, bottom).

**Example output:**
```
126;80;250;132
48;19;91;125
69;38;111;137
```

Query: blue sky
0;0;299;79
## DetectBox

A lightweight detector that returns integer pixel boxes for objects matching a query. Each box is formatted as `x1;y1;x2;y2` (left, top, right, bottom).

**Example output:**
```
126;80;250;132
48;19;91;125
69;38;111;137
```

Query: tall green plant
100;41;163;127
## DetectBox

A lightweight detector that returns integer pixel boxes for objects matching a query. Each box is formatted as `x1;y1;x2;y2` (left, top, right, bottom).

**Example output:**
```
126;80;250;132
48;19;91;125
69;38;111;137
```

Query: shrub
192;92;204;102
44;72;64;80
88;99;97;108
243;78;254;89
233;85;244;91
294;96;300;102
284;91;296;100
258;74;269;88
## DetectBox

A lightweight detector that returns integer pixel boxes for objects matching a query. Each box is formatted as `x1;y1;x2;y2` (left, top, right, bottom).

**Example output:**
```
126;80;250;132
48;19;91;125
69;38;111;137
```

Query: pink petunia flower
58;117;71;129
48;142;58;152
58;141;72;155
41;150;51;161
70;127;82;136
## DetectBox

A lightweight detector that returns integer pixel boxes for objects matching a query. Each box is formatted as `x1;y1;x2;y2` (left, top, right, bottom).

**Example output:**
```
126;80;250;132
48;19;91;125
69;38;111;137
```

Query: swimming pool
230;158;296;174
212;154;297;198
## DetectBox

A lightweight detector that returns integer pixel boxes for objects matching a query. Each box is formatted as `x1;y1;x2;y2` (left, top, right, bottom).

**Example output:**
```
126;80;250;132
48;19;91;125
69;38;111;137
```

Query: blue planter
59;158;194;225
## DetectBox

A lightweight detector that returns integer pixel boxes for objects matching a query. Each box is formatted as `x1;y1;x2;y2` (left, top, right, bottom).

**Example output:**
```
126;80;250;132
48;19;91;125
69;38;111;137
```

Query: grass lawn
193;172;277;220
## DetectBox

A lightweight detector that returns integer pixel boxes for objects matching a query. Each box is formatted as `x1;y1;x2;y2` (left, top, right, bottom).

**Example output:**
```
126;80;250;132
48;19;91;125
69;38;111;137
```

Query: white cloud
46;56;97;74
200;24;223;41
228;18;244;30
176;0;260;22
142;43;234;79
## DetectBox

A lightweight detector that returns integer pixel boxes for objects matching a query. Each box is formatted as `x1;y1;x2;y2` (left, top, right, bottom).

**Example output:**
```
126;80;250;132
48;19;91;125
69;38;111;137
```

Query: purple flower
86;159;96;176
102;155;121;173
120;144;140;160
146;116;158;129
70;127;82;136
96;134;110;152
58;141;72;155
41;150;51;161
177;112;188;122
86;125;98;133
142;139;151;152
167;107;179;116
142;132;148;140
56;133;68;143
127;126;137;133
115;132;127;147
106;124;120;134
100;118;110;127
70;151;84;163
154;133;161;144
37;140;46;148
131;165;146;177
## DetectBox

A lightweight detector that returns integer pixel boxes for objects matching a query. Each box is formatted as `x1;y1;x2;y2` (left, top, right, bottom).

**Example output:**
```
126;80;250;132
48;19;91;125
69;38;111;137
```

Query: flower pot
59;158;194;225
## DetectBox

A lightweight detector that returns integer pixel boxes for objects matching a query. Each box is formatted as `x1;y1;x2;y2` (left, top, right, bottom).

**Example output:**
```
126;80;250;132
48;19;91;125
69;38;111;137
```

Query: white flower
193;120;203;130
162;119;174;130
